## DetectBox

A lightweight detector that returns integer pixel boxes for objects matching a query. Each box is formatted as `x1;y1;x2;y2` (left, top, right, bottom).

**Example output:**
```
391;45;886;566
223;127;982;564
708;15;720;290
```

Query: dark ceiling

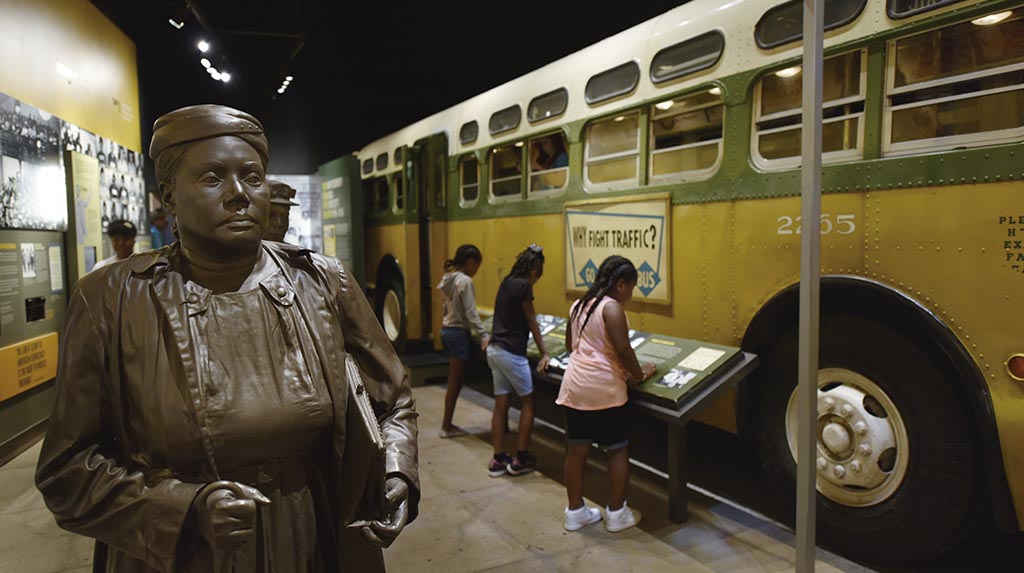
90;0;686;175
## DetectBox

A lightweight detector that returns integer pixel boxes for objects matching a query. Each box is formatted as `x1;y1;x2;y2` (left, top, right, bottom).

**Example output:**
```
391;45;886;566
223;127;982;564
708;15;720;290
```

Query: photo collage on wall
62;124;148;237
0;93;67;231
1;91;149;238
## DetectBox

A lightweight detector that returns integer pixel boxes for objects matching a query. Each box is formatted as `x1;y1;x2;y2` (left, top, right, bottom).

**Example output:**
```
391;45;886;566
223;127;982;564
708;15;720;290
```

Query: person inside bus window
529;134;568;172
487;244;550;478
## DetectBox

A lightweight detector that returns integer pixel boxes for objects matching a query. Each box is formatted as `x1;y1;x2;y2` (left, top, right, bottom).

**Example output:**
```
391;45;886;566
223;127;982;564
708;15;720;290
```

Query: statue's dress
36;243;419;572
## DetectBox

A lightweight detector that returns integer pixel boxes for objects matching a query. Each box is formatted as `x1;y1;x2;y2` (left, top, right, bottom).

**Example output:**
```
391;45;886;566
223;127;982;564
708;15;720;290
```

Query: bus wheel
750;314;983;564
374;276;407;354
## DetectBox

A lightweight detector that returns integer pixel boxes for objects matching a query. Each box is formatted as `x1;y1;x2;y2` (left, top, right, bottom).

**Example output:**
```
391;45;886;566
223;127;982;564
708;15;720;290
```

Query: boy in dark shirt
487;244;551;477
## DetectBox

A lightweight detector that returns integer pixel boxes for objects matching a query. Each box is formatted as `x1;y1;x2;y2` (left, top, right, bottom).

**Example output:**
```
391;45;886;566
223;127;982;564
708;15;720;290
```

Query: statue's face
166;136;269;256
266;204;290;242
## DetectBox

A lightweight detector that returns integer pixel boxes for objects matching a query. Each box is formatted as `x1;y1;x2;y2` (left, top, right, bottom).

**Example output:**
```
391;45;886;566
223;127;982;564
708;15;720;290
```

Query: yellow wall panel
0;0;141;150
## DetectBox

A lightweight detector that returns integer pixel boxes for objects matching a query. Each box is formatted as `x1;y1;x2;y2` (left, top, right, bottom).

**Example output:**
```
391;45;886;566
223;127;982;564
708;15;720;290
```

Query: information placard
564;194;671;303
0;332;58;401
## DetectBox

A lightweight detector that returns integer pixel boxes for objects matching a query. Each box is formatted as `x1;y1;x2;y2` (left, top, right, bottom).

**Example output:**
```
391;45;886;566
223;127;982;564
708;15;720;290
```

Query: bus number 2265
777;214;856;236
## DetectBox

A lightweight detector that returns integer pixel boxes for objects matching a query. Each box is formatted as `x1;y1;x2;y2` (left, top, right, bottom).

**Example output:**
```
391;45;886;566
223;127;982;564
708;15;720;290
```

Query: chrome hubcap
786;368;910;507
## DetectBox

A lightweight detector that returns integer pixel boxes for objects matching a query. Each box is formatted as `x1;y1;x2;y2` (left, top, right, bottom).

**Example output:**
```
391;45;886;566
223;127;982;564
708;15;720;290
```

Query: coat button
276;286;287;297
186;293;199;304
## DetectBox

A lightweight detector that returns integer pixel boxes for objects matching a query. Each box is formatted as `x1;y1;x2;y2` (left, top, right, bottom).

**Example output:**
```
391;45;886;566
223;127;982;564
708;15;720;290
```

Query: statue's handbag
339;353;389;526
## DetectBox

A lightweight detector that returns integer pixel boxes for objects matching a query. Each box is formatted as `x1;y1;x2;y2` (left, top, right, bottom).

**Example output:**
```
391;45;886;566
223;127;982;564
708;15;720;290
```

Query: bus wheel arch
374;255;407;354
737;276;1013;563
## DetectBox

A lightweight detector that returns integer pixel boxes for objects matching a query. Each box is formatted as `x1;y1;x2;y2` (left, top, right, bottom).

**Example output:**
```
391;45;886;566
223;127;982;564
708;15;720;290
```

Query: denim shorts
441;327;473;361
486;344;533;397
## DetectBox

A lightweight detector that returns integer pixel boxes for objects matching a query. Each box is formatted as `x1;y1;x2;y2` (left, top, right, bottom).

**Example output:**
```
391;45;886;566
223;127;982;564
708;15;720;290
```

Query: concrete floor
0;384;872;573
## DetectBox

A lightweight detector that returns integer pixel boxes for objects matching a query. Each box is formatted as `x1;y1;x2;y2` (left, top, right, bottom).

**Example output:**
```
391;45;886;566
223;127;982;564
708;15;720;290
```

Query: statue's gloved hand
194;480;271;552
360;477;410;548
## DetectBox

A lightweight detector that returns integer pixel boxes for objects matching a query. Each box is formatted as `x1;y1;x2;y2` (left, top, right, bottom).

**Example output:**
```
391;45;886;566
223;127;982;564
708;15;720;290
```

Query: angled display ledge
482;313;760;522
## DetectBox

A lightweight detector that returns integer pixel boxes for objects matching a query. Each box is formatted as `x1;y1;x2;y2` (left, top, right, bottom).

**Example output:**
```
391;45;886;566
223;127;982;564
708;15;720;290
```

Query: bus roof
355;0;986;175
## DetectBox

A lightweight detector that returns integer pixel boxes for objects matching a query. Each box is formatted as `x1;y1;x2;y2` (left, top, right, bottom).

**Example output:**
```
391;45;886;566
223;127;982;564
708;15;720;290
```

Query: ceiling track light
168;2;188;29
197;40;209;53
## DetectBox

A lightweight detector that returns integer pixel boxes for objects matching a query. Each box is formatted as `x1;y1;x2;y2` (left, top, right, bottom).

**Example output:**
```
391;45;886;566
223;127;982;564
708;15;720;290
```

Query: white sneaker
604;502;641;532
564;505;602;531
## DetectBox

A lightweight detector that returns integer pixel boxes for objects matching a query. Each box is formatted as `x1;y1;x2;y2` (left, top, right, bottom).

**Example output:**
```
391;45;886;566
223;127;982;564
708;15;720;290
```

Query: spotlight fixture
276;75;294;96
168;2;188;29
220;72;231;83
200;57;211;68
197;40;210;53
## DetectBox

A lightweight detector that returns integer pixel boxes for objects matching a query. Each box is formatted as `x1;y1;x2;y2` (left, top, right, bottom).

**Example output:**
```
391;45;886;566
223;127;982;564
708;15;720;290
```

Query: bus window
362;158;373;175
363;178;375;213
650;31;725;84
585;112;639;190
650;88;724;181
885;12;1024;154
460;155;479;206
376;153;388;171
528;88;569;123
375;176;389;212
754;0;867;49
490;144;523;200
394;147;403;165
586;62;640;105
753;50;865;168
888;0;966;19
489;105;522;135
528;133;568;197
460;121;479;145
392;173;404;213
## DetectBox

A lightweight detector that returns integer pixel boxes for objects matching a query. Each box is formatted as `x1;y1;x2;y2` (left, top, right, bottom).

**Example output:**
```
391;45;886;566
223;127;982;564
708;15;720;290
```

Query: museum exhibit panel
2;0;1024;570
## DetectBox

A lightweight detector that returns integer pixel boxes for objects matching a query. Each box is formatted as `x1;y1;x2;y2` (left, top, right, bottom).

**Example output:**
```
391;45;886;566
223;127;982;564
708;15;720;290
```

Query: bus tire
749;314;984;564
374;275;407;354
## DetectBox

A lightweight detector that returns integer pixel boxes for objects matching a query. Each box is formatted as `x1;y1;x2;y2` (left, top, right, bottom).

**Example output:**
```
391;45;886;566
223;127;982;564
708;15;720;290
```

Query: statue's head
150;104;270;257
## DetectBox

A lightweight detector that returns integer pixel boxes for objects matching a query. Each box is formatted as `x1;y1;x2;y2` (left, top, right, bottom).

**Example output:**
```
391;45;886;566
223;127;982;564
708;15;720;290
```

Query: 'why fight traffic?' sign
564;195;670;303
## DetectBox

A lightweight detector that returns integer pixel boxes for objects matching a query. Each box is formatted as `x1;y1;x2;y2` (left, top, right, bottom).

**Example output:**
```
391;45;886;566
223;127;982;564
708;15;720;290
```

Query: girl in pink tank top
555;256;656;533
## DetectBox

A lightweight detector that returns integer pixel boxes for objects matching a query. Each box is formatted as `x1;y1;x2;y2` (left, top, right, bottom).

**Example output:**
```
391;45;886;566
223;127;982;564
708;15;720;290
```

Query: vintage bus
337;0;1024;563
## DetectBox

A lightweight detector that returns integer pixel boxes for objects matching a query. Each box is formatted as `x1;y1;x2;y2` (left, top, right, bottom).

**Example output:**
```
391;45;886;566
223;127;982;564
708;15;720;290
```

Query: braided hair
505;244;545;281
569;255;638;337
444;244;482;272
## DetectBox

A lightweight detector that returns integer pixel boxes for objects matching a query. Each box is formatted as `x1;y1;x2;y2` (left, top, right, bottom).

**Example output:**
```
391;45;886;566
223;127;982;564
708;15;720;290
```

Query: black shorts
564;404;630;450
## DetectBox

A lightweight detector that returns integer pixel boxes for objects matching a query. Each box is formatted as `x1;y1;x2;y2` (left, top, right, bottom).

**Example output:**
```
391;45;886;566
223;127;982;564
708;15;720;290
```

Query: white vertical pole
797;0;823;570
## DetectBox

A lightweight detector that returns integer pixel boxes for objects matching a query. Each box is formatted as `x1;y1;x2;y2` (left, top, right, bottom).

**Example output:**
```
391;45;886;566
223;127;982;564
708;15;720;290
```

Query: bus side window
460;155;479;207
650;87;724;182
528;133;568;197
490;144;523;201
363;178;375;214
585;112;640;191
392;172;404;213
753;49;865;169
375;176;389;212
885;11;1024;155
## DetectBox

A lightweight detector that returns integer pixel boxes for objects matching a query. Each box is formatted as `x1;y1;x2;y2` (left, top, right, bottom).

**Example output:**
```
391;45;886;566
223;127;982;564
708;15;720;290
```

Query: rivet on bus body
850;461;863;473
823;398;835;412
840;404;854;418
859;444;872;457
834;465;846;479
854;422;867;436
817;458;828;471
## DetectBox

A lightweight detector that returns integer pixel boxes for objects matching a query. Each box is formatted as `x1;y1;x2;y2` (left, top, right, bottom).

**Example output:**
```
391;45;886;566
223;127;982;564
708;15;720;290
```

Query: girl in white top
556;256;655;532
436;244;488;438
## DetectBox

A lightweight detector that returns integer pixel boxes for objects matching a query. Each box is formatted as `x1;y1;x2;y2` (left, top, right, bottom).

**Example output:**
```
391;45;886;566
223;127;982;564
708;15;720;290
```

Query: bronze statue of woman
35;104;418;572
